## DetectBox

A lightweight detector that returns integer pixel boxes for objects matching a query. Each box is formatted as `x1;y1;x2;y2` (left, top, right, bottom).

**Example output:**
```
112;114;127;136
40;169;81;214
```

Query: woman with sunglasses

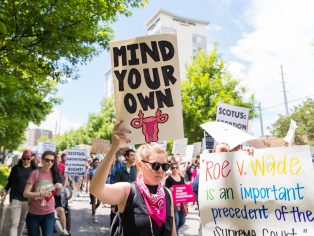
23;151;63;236
0;150;37;236
90;121;176;236
165;162;187;234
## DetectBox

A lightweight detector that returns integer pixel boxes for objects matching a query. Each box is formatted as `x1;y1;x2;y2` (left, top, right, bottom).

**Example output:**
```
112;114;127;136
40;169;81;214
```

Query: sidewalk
0;192;200;236
69;192;200;236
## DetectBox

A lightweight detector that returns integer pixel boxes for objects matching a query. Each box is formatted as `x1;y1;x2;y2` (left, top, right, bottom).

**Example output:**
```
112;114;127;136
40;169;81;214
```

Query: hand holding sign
111;121;131;149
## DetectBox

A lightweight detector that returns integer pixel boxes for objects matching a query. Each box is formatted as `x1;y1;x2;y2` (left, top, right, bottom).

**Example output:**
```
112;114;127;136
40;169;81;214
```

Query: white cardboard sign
216;102;250;132
110;34;184;144
199;146;314;235
201;121;257;150
65;148;88;176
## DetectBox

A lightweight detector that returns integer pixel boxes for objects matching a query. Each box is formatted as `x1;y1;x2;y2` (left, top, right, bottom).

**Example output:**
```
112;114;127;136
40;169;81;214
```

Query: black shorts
55;195;62;208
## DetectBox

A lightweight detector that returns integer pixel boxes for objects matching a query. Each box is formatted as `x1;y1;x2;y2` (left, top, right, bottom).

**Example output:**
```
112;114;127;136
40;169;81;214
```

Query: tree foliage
181;47;256;143
0;0;145;150
270;98;314;145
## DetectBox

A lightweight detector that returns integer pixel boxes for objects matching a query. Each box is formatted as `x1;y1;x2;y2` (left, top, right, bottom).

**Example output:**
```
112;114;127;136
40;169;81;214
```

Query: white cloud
29;108;82;135
230;0;314;136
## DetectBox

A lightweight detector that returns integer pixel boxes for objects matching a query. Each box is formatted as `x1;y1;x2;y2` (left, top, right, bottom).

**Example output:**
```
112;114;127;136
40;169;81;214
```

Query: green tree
0;0;146;151
53;96;116;151
181;47;256;143
86;96;116;140
270;98;314;145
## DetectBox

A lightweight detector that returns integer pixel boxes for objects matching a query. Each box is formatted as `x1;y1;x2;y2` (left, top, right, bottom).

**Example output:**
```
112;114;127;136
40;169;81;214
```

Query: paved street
1;192;200;236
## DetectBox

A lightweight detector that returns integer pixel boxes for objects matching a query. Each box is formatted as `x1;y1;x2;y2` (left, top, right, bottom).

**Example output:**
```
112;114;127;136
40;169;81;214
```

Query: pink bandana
136;175;166;227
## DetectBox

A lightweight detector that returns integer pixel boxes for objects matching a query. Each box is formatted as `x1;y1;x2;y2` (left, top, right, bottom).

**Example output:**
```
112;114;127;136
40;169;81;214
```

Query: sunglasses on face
171;166;178;170
22;157;31;161
141;160;170;172
44;159;54;164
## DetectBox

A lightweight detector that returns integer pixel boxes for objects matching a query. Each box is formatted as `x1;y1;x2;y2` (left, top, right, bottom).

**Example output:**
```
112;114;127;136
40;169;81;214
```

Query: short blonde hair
136;143;167;163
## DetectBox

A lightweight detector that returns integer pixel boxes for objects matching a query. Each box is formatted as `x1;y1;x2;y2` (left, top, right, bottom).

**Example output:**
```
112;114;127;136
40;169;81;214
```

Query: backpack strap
163;187;174;236
110;183;136;236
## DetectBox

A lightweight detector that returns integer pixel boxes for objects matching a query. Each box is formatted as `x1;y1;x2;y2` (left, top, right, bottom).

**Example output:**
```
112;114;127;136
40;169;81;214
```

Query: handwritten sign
172;138;188;157
172;184;196;204
91;139;110;154
216;102;250;132
193;142;202;157
152;140;167;151
65;148;88;176
199;146;314;235
37;142;56;157
110;34;184;144
182;144;194;162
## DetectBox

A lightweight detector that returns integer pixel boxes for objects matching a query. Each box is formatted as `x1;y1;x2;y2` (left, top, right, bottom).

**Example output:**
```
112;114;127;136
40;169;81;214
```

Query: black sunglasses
141;160;170;172
22;157;31;161
44;159;54;163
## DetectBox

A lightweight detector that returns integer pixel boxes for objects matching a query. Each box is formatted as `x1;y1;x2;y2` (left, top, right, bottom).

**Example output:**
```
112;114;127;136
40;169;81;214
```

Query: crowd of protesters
1;125;243;235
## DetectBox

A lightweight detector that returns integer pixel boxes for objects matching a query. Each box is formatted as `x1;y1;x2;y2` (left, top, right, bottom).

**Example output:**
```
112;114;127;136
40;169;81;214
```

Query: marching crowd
0;121;251;236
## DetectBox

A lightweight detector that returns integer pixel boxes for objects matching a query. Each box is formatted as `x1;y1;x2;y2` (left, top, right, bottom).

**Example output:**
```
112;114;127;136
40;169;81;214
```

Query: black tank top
116;183;173;236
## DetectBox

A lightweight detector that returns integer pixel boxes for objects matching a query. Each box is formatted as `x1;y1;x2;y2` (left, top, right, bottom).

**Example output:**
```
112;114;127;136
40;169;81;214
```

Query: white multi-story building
146;9;209;81
104;9;209;97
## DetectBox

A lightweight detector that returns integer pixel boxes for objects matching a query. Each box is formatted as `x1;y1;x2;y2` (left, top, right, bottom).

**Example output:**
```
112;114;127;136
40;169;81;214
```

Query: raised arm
89;121;131;206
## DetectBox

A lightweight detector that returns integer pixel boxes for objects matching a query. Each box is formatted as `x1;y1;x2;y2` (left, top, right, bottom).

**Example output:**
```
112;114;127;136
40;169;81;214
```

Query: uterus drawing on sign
131;109;169;143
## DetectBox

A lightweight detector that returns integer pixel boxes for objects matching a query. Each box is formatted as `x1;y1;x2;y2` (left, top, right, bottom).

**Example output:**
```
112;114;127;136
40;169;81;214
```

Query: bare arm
23;183;50;200
90;121;131;206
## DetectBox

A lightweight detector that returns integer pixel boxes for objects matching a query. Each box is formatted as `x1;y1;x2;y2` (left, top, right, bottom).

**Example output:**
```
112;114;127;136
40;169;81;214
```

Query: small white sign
193;142;202;157
37;142;56;157
216;102;250;132
65;148;88;176
284;119;297;145
201;121;257;150
152;140;168;151
172;138;188;157
182;144;194;162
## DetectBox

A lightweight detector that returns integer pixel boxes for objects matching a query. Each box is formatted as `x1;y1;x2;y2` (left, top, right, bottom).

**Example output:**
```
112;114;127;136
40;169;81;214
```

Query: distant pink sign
172;184;196;204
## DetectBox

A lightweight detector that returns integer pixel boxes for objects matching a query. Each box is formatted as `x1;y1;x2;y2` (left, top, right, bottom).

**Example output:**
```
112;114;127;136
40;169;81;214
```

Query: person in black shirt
0;150;37;236
165;162;187;234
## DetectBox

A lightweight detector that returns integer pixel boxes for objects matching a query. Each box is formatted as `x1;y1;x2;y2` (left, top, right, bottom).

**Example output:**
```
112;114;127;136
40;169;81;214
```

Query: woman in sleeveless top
90;121;176;236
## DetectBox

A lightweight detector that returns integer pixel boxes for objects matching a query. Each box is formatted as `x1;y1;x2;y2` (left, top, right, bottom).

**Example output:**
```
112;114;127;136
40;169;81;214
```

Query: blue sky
34;0;314;137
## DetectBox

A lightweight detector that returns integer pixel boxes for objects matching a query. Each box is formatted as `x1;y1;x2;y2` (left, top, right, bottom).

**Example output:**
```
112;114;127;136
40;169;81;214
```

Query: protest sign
204;131;215;150
193;142;202;157
110;34;184;144
182;144;194;162
172;138;188;157
172;184;196;204
216;102;250;132
284;119;297;145
199;145;314;235
152;140;167;151
91;138;110;154
201;121;257;150
37;142;56;157
65;148;88;176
